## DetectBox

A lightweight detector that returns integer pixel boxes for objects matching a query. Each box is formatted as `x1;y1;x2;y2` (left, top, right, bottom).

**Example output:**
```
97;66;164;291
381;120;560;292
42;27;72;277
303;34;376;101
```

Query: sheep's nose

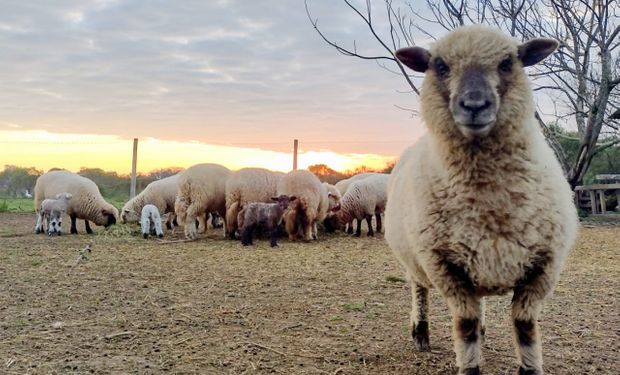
459;94;491;116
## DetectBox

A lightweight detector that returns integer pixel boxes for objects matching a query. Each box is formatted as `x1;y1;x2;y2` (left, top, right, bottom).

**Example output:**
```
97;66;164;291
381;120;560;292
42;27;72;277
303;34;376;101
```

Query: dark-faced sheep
239;195;296;248
386;26;578;375
34;171;118;234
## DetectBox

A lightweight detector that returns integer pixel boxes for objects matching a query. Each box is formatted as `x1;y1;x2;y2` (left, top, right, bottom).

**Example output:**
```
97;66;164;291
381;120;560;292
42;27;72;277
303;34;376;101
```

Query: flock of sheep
29;26;580;375
32;166;388;245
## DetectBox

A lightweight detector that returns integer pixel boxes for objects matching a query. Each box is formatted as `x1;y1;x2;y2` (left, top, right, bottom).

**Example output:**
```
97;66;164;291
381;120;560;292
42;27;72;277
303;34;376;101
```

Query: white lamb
121;174;180;230
335;174;387;237
386;26;578;375
34;193;72;236
140;204;164;239
34;170;118;234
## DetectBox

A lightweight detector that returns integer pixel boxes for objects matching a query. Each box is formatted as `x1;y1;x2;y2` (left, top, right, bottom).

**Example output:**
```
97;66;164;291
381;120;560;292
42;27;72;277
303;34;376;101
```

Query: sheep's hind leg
375;213;382;233
70;214;78;234
410;282;430;351
354;219;362;237
85;220;93;234
269;227;278;247
511;260;552;375
365;214;374;237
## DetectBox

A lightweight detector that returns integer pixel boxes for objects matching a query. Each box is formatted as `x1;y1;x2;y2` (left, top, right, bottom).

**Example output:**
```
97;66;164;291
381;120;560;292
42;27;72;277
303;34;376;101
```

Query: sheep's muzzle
450;67;498;138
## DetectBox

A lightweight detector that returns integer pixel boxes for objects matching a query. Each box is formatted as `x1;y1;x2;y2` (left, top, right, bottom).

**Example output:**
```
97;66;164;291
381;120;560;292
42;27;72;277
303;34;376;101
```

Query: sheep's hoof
459;367;481;375
58;232;62;236
158;234;164;239
354;232;361;237
166;222;172;230
412;321;430;352
270;242;278;248
367;231;374;237
516;367;541;375
143;233;148;239
35;228;41;234
48;232;53;237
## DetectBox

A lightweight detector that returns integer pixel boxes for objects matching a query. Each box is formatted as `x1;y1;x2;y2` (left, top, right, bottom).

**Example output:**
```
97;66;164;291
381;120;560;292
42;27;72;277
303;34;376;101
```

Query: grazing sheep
335;173;387;233
225;168;283;239
277;170;327;241
140;204;164;239
121;174;180;230
34;171;118;234
386;25;578;375
35;193;72;236
321;182;342;233
240;195;296;247
335;174;388;237
176;163;231;240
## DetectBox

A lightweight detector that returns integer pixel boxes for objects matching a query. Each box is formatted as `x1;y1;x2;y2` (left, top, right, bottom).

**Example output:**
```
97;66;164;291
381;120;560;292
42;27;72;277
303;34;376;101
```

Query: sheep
276;170;327;241
176;163;231;240
334;174;387;237
34;171;118;234
34;193;72;236
225;168;283;239
121;174;180;230
239;195;296;247
335;173;387;233
140;204;164;239
385;26;578;375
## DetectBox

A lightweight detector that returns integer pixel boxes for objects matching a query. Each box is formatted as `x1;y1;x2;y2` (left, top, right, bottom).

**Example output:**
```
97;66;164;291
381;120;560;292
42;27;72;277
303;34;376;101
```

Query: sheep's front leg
410;282;430;351
433;251;483;374
184;204;201;240
511;263;553;375
70;214;78;234
84;220;93;234
34;212;44;234
270;226;279;247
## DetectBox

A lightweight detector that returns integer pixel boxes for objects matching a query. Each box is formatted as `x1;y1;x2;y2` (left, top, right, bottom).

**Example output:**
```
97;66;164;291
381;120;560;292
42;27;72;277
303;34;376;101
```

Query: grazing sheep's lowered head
396;25;558;140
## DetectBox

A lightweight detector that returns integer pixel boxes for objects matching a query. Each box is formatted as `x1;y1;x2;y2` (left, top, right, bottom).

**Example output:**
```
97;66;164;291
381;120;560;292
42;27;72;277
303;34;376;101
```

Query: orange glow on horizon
0;130;395;174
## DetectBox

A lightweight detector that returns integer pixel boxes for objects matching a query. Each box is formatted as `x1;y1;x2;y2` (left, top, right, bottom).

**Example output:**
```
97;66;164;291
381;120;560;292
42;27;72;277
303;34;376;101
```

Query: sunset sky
0;0;430;174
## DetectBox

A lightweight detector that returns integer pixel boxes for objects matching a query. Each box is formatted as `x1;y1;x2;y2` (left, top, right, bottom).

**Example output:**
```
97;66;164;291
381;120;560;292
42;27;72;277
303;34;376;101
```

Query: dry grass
0;213;618;374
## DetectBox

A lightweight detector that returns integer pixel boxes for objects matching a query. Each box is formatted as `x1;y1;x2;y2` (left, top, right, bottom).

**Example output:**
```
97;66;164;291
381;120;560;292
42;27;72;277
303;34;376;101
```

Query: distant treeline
0;164;394;202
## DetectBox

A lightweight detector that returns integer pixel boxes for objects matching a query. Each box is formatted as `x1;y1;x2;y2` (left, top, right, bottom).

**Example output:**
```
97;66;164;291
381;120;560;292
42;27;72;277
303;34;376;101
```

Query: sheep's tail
226;200;241;239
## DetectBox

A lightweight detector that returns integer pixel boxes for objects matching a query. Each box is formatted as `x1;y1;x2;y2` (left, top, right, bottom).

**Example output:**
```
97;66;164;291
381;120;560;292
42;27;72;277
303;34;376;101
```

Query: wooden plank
589;190;597;214
595;174;620;181
598;190;607;213
574;183;620;191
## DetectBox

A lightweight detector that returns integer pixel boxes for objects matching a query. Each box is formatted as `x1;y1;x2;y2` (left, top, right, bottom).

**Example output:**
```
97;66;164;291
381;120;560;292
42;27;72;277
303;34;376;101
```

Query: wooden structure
130;138;138;199
574;183;620;214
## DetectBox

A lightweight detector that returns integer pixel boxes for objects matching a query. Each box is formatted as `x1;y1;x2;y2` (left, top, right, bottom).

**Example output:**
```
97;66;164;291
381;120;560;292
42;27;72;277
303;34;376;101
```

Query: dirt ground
0;213;618;375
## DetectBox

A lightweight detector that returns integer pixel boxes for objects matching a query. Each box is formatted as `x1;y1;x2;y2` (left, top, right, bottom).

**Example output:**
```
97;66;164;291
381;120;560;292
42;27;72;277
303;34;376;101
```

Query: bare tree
306;0;619;188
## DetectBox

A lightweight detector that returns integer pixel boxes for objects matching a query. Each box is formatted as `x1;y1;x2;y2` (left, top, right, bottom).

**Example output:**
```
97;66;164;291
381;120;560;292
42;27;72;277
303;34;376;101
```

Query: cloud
0;0;425;158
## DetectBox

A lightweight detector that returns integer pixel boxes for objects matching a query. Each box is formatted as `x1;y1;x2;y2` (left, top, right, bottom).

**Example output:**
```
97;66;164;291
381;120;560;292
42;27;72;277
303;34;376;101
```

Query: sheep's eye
499;57;512;73
434;58;449;78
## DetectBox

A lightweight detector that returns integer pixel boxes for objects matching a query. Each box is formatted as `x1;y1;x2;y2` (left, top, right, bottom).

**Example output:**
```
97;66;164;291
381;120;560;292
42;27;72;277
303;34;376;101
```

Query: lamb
121;174;180;230
239;195;296;247
34;193;72;236
176;163;231;240
225;168;283;239
34;170;118;234
385;26;578;375
140;204;164;239
276;170;327;241
335;174;387;237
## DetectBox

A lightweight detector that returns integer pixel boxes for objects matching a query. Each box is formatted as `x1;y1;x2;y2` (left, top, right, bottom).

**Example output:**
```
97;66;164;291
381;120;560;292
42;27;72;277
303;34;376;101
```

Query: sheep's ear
327;192;333;197
518;38;558;67
271;196;279;201
396;46;430;73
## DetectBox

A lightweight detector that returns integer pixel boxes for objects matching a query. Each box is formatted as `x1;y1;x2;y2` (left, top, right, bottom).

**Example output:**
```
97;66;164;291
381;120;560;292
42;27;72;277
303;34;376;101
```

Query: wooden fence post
293;139;298;171
130;138;138;199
